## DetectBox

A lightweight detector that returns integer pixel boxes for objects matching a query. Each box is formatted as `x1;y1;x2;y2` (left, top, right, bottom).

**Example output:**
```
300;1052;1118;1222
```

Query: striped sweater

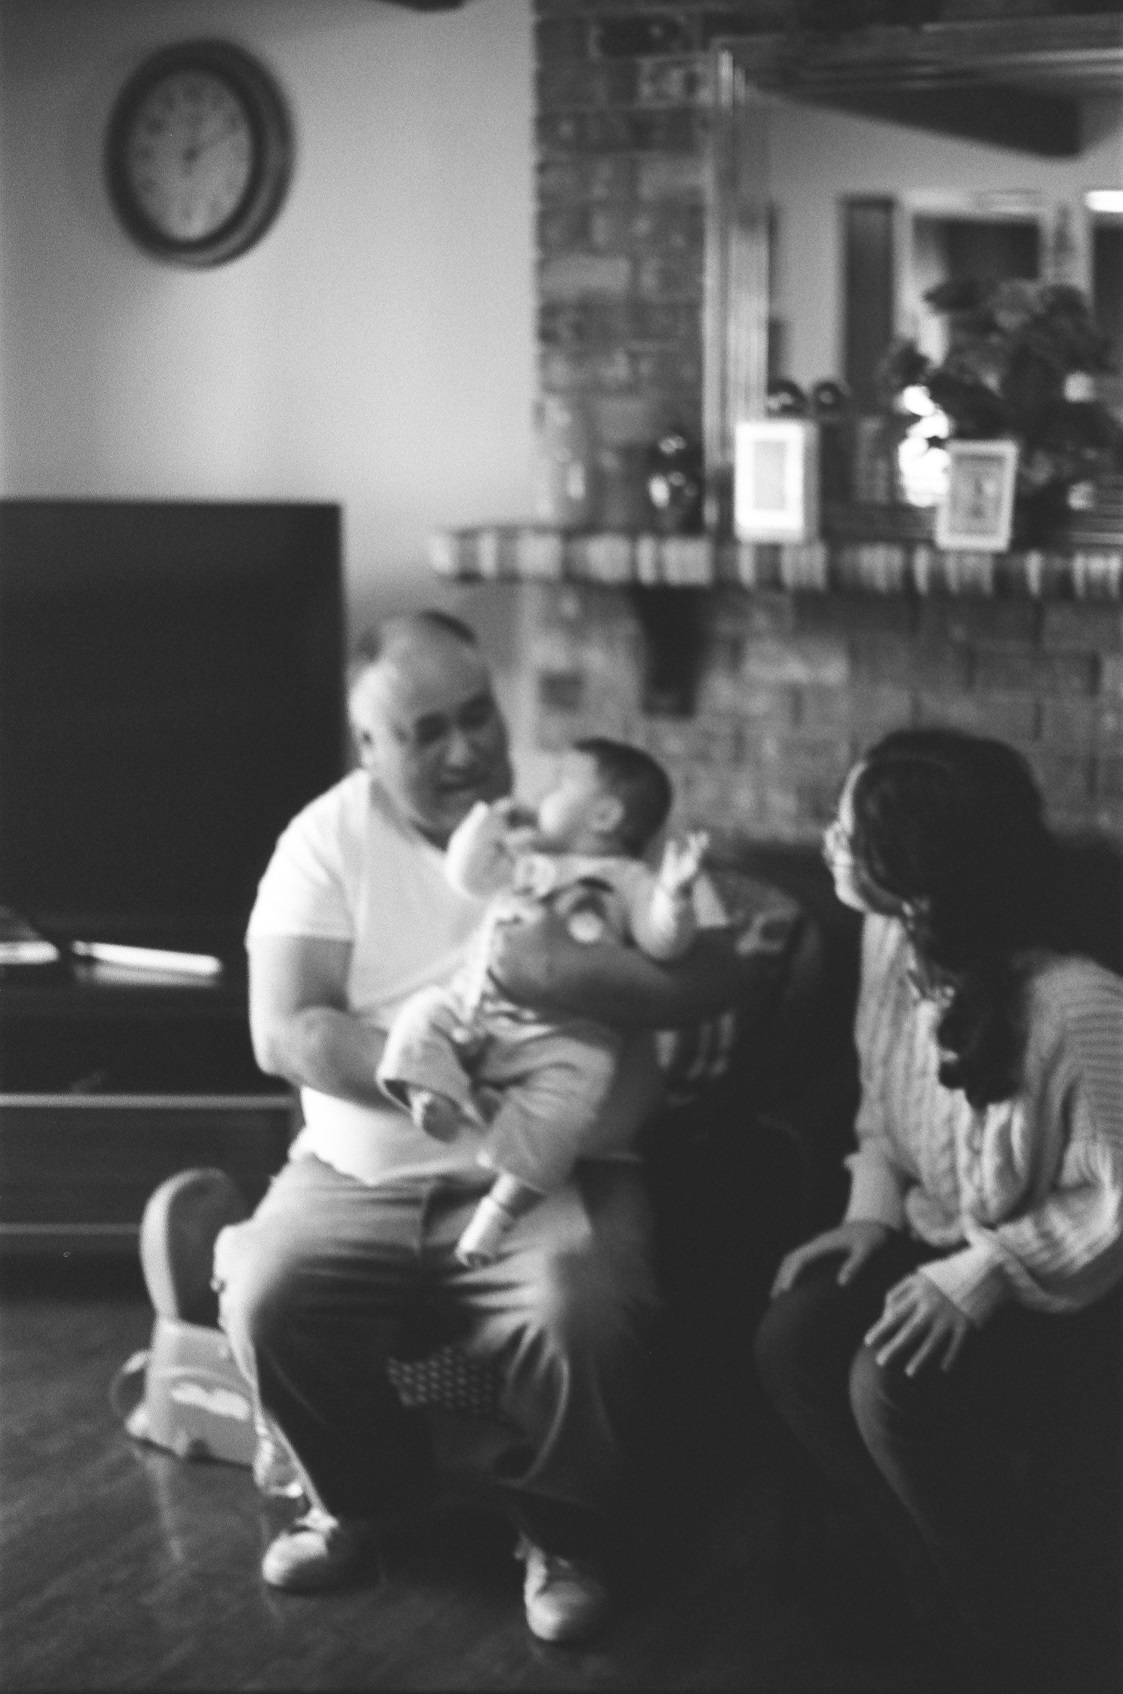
843;914;1123;1325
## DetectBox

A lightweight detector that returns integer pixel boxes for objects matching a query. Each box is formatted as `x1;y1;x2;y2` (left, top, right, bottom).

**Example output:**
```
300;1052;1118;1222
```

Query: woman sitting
755;728;1122;1689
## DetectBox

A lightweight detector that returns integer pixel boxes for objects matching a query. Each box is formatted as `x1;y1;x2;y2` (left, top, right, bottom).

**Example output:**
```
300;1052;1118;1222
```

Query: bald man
214;611;741;1641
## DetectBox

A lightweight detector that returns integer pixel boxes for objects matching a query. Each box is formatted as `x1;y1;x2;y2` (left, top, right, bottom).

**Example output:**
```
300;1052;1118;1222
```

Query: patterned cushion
387;1344;506;1421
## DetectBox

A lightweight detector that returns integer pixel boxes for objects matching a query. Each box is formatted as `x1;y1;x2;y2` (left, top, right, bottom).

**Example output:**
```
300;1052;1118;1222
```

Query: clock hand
181;120;241;168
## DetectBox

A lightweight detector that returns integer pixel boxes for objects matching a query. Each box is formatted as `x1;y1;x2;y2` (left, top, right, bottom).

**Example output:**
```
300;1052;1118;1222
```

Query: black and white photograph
935;440;1019;552
1;4;1122;1693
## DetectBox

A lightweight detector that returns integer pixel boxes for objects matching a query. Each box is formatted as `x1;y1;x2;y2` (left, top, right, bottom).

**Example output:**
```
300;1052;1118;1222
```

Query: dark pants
754;1234;1122;1665
214;1153;660;1554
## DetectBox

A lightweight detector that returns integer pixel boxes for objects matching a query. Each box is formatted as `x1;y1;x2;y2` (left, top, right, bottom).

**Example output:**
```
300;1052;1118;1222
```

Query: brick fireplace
446;1;1123;847
506;580;1122;844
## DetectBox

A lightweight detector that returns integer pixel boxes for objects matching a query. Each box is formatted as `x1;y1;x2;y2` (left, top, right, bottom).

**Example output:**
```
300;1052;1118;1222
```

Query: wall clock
105;40;293;268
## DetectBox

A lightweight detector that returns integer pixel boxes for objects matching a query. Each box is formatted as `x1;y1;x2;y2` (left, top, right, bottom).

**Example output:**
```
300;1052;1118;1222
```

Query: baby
377;737;716;1264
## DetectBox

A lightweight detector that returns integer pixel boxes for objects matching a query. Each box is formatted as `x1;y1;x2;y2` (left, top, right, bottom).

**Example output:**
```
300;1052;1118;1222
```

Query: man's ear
351;719;377;771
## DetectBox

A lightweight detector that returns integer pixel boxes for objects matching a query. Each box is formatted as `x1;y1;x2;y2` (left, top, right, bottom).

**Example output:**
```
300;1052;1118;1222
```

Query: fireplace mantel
430;524;1123;602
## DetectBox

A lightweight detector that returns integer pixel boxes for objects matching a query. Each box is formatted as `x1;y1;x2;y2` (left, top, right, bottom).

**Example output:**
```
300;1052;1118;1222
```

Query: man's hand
487;898;741;1029
658;830;710;898
248;933;388;1106
864;1273;972;1377
771;1220;890;1296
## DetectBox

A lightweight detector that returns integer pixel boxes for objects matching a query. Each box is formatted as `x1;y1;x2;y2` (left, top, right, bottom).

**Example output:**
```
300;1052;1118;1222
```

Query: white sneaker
261;1507;373;1591
516;1535;610;1643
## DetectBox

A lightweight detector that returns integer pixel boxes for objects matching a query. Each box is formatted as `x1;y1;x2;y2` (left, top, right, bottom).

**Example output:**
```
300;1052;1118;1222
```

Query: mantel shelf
430;525;1123;602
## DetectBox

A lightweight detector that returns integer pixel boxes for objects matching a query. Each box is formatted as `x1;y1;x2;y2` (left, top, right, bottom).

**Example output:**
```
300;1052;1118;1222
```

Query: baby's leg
376;985;474;1142
453;1025;621;1264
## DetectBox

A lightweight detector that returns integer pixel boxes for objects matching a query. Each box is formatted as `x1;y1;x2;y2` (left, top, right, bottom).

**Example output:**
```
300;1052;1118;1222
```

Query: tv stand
0;961;296;1254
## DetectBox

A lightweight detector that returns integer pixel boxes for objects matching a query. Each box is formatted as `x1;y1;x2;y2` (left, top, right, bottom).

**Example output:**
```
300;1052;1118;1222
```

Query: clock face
123;70;255;245
106;42;292;267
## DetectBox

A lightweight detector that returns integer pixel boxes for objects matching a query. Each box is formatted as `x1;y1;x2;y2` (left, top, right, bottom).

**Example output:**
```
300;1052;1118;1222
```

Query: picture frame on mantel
935;440;1019;552
734;419;820;543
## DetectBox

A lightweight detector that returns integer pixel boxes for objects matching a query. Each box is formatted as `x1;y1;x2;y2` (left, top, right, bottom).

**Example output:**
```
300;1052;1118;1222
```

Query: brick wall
523;582;1123;842
536;1;716;507
528;1;1123;844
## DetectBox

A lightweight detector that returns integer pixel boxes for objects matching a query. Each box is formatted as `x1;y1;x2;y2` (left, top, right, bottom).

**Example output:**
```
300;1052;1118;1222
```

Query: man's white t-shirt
246;769;723;1188
247;770;494;1185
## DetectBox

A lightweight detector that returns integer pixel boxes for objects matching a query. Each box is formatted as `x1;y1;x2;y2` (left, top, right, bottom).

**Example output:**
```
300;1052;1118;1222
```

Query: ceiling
726;13;1123;155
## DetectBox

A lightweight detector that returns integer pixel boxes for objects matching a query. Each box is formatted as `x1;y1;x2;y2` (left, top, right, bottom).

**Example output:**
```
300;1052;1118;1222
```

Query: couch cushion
656;868;808;1106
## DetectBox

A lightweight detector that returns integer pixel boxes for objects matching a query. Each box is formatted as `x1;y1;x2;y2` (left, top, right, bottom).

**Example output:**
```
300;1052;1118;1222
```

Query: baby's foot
408;1088;461;1142
454;1196;513;1266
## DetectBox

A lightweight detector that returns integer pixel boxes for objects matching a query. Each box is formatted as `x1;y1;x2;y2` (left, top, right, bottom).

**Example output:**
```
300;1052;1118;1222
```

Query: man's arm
248;934;387;1105
486;903;746;1030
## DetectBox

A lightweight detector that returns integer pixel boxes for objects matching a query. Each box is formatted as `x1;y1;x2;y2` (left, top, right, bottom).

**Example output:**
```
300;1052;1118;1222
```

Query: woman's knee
848;1342;919;1456
754;1293;800;1401
754;1275;846;1407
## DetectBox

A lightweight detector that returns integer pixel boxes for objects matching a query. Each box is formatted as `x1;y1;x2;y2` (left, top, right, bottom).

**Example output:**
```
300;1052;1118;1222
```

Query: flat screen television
0;499;345;961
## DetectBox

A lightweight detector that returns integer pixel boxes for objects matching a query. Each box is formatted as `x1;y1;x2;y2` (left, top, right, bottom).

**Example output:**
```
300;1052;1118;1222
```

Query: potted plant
879;277;1123;545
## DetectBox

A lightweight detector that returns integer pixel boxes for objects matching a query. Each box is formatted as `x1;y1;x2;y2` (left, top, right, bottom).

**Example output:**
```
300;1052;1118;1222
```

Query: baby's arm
445;799;534;896
376;984;476;1140
630;831;710;961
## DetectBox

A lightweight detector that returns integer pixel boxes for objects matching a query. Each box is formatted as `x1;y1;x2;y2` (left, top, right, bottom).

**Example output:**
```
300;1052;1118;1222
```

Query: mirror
704;22;1123;532
899;193;1048;365
1087;189;1123;354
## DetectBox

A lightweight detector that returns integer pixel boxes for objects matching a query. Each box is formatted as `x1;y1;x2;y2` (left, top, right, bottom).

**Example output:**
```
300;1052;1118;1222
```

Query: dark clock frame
104;39;294;269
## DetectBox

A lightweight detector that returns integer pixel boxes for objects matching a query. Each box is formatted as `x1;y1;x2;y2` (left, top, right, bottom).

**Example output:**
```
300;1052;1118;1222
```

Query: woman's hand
771;1220;890;1296
864;1273;972;1377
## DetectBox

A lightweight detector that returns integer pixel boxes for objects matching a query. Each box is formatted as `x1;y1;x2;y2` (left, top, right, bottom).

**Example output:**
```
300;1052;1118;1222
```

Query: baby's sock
455;1194;517;1266
455;1174;543;1266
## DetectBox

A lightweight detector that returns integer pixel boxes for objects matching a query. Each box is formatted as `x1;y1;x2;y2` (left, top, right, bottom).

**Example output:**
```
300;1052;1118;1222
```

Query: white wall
763;93;1123;391
0;0;536;646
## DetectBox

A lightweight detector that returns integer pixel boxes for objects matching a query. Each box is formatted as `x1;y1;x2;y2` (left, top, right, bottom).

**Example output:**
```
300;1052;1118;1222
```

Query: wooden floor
0;1256;1105;1694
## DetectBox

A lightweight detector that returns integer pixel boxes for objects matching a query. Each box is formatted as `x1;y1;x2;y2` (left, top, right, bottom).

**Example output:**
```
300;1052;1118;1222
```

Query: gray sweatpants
378;983;622;1193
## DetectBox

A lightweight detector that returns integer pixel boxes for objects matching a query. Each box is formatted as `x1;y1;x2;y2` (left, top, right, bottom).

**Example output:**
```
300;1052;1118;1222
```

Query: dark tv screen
0;499;345;953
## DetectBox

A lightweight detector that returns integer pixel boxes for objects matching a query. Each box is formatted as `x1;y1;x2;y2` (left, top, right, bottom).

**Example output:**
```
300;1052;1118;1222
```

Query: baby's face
534;752;612;852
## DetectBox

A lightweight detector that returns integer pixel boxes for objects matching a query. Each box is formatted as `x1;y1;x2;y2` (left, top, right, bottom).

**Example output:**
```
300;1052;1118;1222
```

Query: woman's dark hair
849;728;1057;1107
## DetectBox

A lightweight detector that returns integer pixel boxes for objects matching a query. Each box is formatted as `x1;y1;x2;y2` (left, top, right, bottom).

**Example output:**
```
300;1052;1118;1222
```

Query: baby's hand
494;797;541;853
658;830;710;897
494;797;538;829
407;1087;461;1143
